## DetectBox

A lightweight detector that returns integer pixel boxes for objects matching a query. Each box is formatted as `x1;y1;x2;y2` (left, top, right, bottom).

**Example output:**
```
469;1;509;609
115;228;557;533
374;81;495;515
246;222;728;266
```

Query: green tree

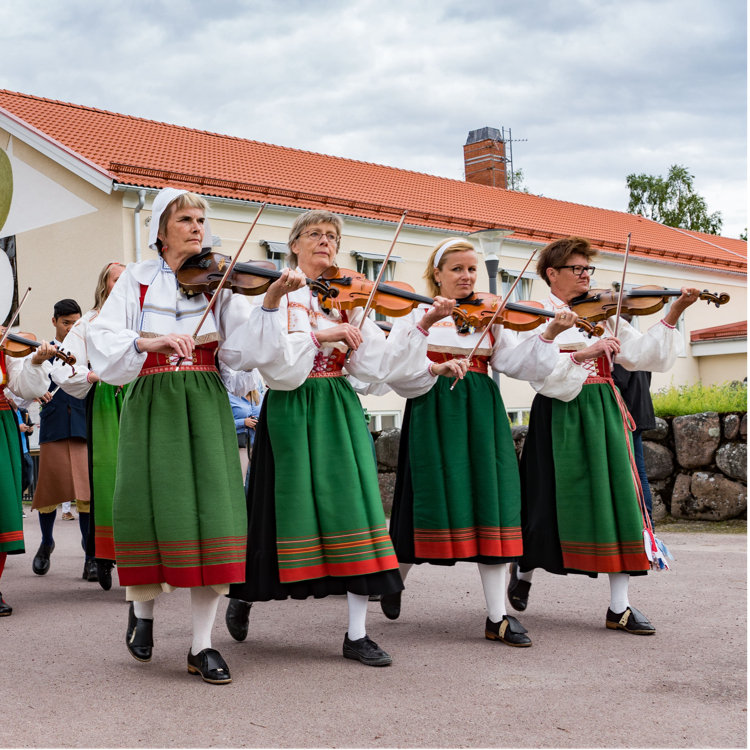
508;167;529;193
626;164;723;235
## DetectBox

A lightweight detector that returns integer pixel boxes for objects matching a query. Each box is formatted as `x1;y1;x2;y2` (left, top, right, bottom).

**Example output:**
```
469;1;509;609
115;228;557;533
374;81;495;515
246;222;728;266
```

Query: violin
318;266;437;318
569;286;730;323
1;330;77;369
177;251;335;302
452;293;605;338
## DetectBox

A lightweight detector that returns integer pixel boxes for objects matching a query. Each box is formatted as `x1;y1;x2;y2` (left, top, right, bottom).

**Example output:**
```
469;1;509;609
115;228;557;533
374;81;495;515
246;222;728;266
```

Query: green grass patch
652;380;747;418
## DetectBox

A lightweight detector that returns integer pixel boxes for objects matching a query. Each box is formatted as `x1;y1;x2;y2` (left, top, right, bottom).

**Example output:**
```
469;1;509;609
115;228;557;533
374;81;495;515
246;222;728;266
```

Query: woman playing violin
88;187;305;684
50;261;125;589
381;238;576;647
225;209;451;667
0;325;57;616
508;236;700;636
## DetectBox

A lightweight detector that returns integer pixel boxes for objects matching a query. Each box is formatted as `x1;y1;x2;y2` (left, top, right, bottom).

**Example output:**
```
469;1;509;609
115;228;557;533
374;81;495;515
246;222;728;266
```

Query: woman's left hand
264;268;306;309
663;287;700;326
418;296;455;330
543;309;578;340
31;340;56;365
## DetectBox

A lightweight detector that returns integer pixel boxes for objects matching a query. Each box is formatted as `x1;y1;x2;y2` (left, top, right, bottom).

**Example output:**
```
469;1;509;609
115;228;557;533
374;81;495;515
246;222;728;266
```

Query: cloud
0;0;745;235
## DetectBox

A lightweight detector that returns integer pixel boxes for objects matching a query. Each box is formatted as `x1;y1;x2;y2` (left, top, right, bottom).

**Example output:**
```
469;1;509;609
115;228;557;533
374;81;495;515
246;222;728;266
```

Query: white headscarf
148;188;188;251
148;187;215;252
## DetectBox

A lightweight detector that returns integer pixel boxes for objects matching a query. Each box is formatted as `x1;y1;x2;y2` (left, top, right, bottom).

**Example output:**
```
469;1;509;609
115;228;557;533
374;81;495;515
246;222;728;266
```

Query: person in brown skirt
30;298;92;580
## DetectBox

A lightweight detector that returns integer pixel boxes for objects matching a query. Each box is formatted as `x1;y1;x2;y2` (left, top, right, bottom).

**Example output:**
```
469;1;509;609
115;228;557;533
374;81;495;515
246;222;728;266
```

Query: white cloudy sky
0;0;746;237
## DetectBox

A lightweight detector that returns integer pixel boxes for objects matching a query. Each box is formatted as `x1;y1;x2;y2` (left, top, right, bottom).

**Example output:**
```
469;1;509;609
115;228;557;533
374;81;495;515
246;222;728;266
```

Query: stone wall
374;413;747;524
641;412;746;521
510;412;747;523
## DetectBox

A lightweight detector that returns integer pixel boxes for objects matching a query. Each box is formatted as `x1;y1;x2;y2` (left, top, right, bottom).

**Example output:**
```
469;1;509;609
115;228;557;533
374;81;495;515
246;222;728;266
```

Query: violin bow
356;210;408;328
612;232;632;340
174;203;266;371
449;249;537;391
344;210;407;363
0;286;33;351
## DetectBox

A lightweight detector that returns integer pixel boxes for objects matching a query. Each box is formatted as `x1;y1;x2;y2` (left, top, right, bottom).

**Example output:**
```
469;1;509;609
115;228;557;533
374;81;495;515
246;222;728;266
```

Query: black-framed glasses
557;264;595;277
300;230;339;244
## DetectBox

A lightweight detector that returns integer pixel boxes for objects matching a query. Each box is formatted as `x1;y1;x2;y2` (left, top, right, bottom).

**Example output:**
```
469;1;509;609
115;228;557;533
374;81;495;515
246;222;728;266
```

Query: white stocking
133;600;154;619
346;591;369;641
608;573;630;613
516;568;534;583
478;563;507;623
190;586;221;655
398;562;413;584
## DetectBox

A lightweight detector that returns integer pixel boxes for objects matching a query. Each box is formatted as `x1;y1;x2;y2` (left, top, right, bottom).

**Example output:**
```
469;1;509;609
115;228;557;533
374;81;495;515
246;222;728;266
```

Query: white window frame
368;410;402;433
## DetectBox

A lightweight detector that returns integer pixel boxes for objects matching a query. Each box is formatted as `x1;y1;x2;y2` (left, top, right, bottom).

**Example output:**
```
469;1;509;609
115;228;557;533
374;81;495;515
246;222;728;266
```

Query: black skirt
229;398;403;602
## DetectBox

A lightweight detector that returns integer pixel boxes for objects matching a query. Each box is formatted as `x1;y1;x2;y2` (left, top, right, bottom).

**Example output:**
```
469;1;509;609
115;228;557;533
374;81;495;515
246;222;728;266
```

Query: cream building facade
0;96;745;431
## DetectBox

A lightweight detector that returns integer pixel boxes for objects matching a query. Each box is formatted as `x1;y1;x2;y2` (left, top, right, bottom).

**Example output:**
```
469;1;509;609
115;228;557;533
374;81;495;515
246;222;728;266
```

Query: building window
259;240;289;270
350;251;402;322
500;270;533;302
507;408;530;426
368;410;402;433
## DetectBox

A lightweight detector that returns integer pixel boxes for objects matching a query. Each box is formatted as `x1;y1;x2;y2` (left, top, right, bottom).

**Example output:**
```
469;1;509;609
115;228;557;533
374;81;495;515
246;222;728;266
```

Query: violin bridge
217;258;227;272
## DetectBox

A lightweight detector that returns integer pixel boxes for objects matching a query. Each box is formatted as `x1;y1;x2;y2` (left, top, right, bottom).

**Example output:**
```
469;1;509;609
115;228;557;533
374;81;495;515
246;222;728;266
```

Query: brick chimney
464;127;507;188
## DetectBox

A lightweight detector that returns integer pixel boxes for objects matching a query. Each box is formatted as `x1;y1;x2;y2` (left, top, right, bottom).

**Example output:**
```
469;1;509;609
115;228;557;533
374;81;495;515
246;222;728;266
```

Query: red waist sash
427;350;489;375
139;343;218;377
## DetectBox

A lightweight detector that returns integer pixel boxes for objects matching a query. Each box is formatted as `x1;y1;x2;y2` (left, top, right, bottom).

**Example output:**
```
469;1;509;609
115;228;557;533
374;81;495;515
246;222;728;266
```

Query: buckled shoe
606;606;656;635
126;603;154;662
485;615;532;647
507;563;531;612
225;598;252;642
187;648;232;684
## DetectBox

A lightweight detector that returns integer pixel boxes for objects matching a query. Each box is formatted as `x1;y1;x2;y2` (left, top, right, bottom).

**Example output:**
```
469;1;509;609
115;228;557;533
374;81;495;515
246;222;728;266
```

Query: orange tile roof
690;320;747;342
0;89;745;274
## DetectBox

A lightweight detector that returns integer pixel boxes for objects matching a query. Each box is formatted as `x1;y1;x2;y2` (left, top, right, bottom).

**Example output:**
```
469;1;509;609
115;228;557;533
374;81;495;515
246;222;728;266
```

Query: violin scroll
699;290;731;308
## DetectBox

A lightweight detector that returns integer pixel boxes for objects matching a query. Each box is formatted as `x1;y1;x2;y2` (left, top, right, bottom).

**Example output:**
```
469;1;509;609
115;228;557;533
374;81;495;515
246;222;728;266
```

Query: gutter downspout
134;189;146;262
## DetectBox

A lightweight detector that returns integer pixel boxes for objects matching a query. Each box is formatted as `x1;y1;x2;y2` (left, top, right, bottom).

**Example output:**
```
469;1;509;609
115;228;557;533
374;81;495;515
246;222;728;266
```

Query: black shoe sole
187;664;232;684
342;647;392;667
606;622;656;635
485;631;532;647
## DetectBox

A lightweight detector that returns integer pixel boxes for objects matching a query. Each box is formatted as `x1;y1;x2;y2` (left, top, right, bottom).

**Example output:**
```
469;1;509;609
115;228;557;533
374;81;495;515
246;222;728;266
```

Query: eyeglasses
557;265;595;277
299;230;339;244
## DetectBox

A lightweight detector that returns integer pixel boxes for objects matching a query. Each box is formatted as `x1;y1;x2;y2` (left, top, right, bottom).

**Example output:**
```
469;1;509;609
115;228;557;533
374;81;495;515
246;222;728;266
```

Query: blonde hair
286;210;343;267
423;238;476;297
155;192;208;252
93;262;125;310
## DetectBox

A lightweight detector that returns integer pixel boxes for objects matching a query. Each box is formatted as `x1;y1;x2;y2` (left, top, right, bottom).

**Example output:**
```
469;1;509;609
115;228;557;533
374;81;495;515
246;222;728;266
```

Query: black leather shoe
225;598;252;642
86;560;99;583
96;560;114;591
126;603;154;662
507;563;531;612
485;615;532;647
32;542;55;576
0;593;12;616
606;606;656;635
343;634;392;666
187;648;232;684
380;591;402;620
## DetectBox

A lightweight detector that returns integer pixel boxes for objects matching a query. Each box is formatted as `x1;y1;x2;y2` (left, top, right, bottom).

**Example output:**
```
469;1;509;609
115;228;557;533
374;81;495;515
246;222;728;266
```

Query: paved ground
0;514;746;749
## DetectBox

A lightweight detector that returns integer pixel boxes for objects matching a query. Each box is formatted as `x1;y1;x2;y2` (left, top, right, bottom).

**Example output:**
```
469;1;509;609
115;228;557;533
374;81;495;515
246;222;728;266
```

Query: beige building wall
2;136;745;426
